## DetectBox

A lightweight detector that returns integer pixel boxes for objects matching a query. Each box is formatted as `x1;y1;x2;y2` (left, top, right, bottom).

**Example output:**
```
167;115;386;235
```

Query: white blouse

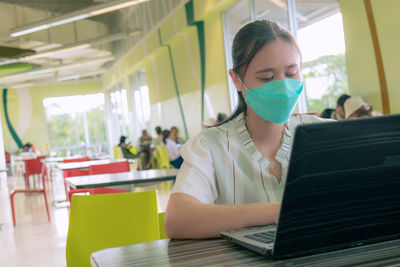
171;112;327;205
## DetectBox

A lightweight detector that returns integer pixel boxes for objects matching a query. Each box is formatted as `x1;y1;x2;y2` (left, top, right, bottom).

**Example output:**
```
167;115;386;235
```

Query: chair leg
10;193;16;226
64;179;69;202
43;192;51;222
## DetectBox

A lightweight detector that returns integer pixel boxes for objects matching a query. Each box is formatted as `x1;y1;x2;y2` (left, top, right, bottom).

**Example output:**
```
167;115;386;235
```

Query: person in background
162;130;183;169
331;94;351;120
344;96;382;119
152;126;163;146
217;113;228;123
118;136;138;159
321;108;336;119
23;142;37;153
170;126;184;144
138;130;153;169
165;19;328;239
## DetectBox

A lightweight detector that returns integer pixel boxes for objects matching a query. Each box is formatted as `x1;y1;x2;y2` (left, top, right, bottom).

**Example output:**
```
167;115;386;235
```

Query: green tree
303;54;349;113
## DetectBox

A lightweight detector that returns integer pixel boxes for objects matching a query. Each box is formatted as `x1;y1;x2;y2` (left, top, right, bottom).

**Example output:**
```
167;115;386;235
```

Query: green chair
156;145;172;169
158;212;168;239
66;191;160;267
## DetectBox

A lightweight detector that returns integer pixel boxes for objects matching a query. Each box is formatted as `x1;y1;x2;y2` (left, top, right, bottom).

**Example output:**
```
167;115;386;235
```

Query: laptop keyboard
244;229;276;244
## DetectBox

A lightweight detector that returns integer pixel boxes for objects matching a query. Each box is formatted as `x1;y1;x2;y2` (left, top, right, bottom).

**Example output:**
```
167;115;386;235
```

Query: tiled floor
0;169;173;267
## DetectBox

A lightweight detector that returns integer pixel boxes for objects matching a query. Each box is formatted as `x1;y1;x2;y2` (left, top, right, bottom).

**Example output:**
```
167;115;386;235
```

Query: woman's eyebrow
255;64;299;73
286;64;299;69
255;68;274;74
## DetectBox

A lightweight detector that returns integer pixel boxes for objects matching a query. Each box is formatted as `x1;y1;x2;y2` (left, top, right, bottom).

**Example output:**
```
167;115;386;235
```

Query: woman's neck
244;107;285;159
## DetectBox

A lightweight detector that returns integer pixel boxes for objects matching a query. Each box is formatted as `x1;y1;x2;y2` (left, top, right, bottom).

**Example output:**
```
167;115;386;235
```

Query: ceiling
0;0;339;88
0;0;186;87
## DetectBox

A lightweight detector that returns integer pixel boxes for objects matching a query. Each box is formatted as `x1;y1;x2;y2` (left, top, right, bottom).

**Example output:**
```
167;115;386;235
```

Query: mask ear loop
238;78;248;91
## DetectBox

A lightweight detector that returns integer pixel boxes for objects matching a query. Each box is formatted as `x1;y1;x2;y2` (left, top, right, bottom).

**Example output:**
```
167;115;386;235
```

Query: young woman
165;20;326;239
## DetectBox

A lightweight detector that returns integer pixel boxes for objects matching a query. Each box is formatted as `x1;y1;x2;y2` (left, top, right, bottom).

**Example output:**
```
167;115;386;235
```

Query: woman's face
233;38;301;97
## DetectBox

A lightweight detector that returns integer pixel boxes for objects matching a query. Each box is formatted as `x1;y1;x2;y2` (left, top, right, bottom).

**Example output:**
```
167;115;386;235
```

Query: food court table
90;238;400;267
57;159;124;171
65;169;178;190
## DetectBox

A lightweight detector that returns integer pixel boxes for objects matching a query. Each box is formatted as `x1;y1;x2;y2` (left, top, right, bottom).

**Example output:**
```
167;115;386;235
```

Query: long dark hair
221;20;301;125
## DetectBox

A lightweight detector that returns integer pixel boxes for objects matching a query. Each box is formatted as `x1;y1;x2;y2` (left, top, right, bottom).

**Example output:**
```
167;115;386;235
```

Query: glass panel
224;0;251;50
254;0;289;28
43;93;107;155
296;2;349;115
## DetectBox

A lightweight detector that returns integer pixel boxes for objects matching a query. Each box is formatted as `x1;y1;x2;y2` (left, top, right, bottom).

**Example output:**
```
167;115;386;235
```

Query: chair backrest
25;157;44;176
156;146;171;169
158;212;168;239
88;160;130;175
66;191;160;267
63;156;90;163
63;169;90;178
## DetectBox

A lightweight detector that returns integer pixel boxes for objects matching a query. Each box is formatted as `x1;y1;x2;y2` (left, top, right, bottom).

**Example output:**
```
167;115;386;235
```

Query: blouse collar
235;112;293;171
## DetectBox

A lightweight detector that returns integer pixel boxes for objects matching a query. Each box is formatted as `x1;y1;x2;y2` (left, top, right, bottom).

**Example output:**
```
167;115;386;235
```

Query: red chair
63;156;90;163
24;157;45;188
63;169;90;202
10;162;50;226
68;161;130;201
89;160;130;175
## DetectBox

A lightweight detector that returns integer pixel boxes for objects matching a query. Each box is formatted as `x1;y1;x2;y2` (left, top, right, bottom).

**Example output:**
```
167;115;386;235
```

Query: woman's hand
165;193;281;239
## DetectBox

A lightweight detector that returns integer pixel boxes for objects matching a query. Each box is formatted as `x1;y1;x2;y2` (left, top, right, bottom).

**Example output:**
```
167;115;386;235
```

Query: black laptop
221;114;400;259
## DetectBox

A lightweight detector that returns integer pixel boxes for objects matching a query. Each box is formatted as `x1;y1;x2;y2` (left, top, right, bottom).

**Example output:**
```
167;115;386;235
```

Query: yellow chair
156;145;172;169
158;212;168;239
66;191;160;267
113;145;122;159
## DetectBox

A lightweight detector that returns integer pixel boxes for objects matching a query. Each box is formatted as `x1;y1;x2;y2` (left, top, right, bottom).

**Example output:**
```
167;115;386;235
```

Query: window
130;68;151;140
296;12;349;113
109;83;130;144
43;93;107;156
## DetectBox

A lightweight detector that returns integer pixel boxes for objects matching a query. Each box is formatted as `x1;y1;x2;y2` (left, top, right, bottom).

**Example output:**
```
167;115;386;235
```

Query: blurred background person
152;126;163;146
162;129;183;169
118;136;138;159
138;130;152;169
216;112;228;123
332;94;351;120
321;108;336;119
170;126;184;145
344;96;382;119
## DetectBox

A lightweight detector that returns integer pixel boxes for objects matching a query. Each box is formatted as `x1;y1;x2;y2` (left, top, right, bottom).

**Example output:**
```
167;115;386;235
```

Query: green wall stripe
2;89;23;148
157;29;189;141
185;0;206;123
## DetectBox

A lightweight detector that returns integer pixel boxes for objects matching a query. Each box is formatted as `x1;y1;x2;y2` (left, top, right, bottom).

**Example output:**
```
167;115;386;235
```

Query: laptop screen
274;115;400;258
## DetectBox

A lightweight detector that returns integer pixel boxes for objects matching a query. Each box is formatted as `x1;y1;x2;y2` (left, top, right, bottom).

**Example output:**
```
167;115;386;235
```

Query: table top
66;168;178;189
57;159;124;170
91;238;400;267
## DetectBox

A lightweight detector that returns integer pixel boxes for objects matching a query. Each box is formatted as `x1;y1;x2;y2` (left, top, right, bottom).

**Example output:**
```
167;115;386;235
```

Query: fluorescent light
50;14;91;27
24;44;91;61
0;59;19;66
28;68;54;76
10;0;149;37
10;24;50;37
90;0;147;16
57;74;81;82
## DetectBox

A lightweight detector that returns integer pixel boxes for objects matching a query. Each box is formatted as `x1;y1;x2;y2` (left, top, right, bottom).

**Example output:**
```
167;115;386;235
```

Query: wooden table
65;169;178;189
90;238;400;267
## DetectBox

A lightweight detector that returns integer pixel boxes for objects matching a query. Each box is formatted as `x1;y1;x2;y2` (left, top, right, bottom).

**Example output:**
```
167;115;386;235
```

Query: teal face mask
243;78;303;124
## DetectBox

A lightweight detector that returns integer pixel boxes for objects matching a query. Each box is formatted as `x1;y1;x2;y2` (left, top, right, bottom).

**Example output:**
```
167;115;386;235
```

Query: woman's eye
261;77;273;82
286;70;299;77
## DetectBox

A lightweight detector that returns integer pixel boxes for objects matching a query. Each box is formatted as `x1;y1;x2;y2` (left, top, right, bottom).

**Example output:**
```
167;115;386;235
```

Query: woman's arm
165;193;281;239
